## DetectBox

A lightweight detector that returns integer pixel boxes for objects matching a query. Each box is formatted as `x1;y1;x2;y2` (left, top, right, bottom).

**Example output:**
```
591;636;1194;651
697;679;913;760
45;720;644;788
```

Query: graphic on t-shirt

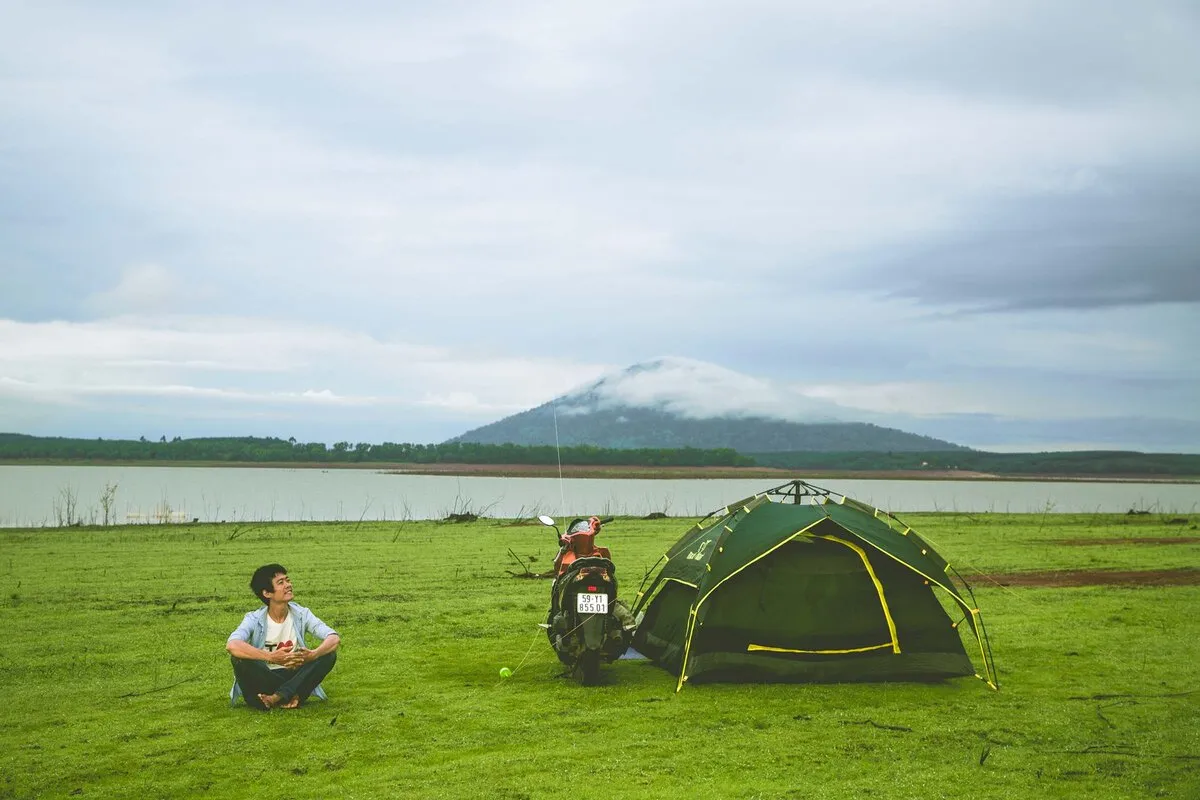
264;612;297;670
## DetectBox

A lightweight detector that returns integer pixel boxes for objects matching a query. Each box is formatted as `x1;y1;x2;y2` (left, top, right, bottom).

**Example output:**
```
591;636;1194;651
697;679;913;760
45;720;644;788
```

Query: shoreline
1;459;1197;483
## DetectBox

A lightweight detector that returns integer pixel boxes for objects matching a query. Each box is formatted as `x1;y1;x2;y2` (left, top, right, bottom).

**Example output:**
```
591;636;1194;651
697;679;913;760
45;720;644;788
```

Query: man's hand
265;644;294;666
281;645;310;668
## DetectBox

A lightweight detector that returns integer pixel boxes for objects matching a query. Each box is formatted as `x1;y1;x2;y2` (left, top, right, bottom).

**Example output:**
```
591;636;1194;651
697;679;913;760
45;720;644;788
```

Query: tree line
748;449;1200;477
1;433;1196;477
0;434;754;467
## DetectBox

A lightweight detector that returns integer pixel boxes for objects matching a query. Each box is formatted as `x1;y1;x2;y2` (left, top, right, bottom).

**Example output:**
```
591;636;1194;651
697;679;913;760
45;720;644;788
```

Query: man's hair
250;564;287;604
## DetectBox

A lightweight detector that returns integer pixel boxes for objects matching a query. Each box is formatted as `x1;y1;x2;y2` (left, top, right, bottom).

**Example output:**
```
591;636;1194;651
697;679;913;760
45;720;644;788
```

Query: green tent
631;481;997;691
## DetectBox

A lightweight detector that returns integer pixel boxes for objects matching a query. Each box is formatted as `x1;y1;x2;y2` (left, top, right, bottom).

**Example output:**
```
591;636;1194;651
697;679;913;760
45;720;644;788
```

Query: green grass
1;513;1197;799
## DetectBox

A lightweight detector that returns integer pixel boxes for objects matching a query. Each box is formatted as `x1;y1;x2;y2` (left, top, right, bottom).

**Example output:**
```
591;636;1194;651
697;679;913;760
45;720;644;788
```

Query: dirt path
1053;537;1199;546
973;567;1200;587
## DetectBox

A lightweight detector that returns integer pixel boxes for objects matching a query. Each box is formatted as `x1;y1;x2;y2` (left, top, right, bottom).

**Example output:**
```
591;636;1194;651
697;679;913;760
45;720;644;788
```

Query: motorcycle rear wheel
578;650;601;686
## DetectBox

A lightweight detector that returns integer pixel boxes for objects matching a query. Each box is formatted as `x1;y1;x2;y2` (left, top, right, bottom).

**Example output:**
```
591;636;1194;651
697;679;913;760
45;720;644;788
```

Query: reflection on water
1;465;1197;528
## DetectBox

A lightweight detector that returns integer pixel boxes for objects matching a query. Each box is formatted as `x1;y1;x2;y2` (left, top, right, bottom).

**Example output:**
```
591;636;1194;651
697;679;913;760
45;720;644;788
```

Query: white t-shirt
264;611;297;670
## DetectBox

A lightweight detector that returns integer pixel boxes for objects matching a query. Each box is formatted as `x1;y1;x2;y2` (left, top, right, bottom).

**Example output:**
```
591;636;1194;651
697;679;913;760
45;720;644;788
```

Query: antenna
552;399;565;517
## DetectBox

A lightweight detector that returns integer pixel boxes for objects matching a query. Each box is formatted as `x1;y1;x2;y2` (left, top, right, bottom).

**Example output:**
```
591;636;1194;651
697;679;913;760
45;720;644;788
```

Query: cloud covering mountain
452;358;1200;453
555;358;846;423
450;358;968;452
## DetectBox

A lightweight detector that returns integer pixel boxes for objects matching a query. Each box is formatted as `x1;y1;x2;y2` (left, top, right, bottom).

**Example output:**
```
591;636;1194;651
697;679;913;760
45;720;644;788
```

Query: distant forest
749;450;1200;477
0;434;753;467
1;433;1197;477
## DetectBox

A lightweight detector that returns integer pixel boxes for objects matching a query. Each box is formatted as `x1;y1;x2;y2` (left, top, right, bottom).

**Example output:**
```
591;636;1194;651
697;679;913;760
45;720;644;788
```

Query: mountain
448;358;968;452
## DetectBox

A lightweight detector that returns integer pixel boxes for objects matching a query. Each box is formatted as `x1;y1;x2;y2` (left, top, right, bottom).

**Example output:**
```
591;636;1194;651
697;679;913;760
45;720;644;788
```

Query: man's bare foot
258;692;283;710
281;696;300;709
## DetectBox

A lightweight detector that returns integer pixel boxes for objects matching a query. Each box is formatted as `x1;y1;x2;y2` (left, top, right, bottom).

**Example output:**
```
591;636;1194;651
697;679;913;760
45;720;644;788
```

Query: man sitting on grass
227;563;340;710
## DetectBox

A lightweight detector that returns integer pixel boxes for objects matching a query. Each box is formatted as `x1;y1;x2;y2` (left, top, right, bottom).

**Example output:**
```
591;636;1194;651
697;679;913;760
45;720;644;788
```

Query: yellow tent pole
815;535;901;654
676;605;699;692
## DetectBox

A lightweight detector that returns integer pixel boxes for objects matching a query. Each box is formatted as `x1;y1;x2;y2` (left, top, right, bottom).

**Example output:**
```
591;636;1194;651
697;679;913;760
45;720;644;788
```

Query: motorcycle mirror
537;515;556;527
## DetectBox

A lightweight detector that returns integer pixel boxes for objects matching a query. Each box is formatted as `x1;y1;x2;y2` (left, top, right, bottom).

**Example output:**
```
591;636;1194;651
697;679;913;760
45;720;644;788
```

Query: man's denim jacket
227;601;339;706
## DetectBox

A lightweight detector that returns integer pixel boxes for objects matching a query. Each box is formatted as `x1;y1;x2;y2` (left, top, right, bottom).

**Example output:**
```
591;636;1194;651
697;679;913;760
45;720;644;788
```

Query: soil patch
1053;537;1200;546
974;568;1200;588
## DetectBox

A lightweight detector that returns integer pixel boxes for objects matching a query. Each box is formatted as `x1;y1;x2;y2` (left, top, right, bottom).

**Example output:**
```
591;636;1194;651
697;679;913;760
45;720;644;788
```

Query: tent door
797;534;901;654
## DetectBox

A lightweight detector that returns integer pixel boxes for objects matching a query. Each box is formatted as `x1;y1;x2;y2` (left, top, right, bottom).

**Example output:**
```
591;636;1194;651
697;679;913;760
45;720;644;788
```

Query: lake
1;465;1197;528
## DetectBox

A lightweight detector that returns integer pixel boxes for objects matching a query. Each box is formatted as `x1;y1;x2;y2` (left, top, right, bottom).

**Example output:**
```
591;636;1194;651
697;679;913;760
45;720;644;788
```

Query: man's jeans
231;651;337;710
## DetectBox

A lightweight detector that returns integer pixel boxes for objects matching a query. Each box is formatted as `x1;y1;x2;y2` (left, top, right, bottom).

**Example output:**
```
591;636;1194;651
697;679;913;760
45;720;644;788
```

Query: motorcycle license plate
576;593;608;614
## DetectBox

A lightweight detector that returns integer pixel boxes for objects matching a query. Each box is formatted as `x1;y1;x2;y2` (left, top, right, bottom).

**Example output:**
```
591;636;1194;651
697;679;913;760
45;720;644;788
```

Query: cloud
417;392;521;414
897;414;1200;454
542;356;1200;452
868;166;1200;312
0;317;611;430
0;379;376;406
562;357;844;422
560;358;844;421
83;264;212;316
0;2;1196;449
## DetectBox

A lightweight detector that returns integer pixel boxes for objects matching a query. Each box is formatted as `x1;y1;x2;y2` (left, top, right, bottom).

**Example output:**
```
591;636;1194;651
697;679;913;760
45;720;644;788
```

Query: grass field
1;511;1197;799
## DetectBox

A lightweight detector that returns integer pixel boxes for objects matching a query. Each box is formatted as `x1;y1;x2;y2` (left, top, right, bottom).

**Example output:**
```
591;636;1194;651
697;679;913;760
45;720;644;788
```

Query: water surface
2;466;1196;528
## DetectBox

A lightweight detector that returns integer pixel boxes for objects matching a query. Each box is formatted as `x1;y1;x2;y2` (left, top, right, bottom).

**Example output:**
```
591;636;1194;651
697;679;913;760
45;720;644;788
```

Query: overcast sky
2;1;1198;452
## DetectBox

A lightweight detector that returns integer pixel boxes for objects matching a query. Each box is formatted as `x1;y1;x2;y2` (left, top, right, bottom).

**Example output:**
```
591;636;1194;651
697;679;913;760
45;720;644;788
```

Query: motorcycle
538;514;635;684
